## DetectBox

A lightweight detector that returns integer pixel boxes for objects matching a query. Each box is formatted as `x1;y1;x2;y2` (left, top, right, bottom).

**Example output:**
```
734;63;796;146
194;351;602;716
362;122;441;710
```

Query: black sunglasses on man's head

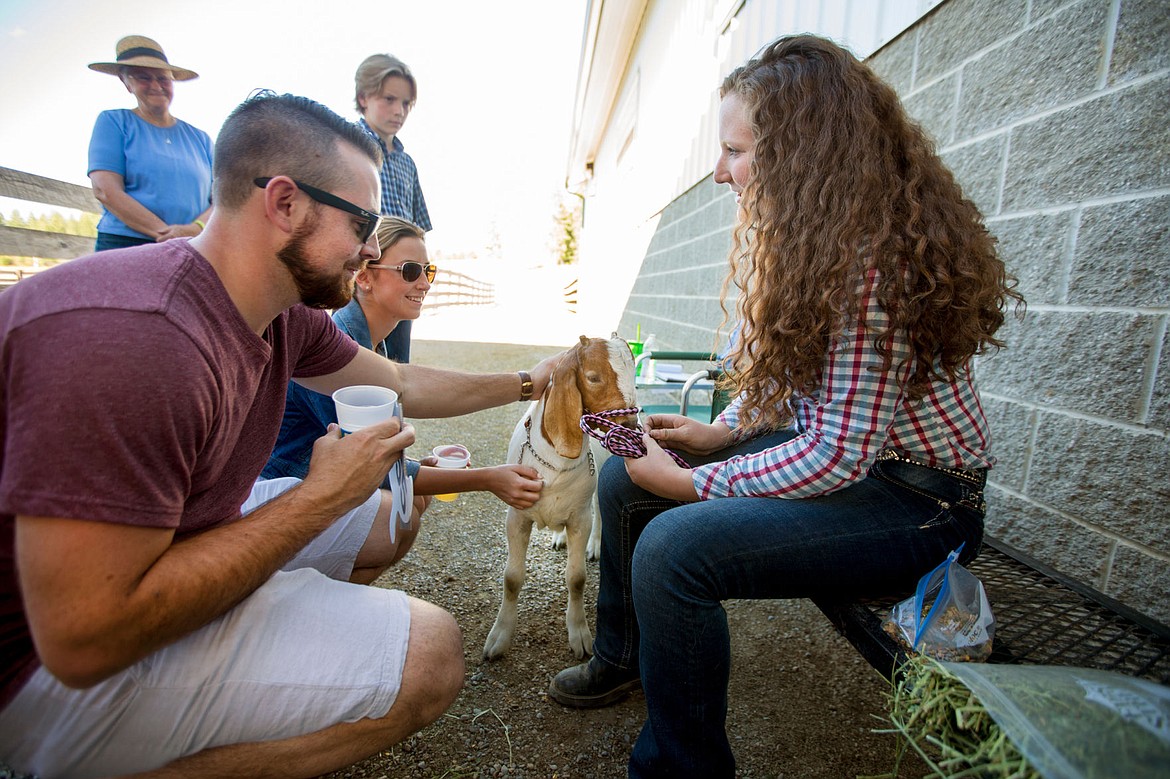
253;177;381;243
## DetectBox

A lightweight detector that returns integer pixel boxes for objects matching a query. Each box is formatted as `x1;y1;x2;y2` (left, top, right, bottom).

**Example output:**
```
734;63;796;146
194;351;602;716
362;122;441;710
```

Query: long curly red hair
717;35;1024;433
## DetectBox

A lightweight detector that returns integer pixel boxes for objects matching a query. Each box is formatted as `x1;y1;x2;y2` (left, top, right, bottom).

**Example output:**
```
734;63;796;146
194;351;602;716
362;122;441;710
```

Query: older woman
87;35;212;251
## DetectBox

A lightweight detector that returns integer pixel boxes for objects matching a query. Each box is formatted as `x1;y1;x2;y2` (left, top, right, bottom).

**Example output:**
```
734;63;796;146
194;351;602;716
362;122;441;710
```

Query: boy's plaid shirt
358;119;432;230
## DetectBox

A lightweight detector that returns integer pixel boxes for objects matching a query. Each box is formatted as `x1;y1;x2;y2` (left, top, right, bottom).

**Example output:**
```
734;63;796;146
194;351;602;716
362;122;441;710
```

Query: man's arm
296;346;563;418
17;417;412;689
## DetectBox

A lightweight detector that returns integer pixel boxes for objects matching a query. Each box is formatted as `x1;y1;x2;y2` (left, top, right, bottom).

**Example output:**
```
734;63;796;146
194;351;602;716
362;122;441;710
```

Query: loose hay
868;655;1040;779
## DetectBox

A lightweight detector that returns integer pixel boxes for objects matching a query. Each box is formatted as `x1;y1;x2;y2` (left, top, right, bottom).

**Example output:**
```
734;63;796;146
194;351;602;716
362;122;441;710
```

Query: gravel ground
321;338;925;779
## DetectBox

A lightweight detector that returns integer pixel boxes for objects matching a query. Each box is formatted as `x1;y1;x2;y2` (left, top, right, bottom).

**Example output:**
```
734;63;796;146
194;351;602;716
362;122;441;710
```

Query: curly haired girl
549;35;1024;778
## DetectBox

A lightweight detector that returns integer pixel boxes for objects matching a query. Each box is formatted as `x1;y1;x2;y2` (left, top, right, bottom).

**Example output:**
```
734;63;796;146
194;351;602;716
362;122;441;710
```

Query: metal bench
815;535;1170;685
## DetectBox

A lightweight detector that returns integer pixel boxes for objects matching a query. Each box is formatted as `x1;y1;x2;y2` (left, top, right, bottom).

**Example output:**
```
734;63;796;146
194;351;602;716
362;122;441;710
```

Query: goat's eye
585;371;602;384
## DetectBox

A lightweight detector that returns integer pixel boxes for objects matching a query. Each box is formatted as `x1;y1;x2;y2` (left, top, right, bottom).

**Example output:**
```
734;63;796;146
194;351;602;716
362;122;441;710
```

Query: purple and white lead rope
579;407;690;468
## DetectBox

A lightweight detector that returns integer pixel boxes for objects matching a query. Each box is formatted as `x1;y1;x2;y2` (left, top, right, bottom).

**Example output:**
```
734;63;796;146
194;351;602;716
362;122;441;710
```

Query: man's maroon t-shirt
0;240;359;707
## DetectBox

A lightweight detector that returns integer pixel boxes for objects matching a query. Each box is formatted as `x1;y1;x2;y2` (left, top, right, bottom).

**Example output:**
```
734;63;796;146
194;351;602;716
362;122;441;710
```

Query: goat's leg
550;527;567;550
563;514;594;659
483;510;533;660
586;490;602;561
586;442;609;561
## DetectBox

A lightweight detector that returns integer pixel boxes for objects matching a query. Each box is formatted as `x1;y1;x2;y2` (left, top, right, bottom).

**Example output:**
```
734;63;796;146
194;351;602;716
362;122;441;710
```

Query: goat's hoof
483;629;512;661
568;631;594;660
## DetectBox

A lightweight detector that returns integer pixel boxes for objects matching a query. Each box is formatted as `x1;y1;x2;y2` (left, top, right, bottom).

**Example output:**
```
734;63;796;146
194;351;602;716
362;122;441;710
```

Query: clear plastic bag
884;546;995;662
942;662;1170;778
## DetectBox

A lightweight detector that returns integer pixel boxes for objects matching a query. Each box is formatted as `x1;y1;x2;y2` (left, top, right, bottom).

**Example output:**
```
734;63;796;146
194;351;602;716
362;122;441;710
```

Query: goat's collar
519;415;595;476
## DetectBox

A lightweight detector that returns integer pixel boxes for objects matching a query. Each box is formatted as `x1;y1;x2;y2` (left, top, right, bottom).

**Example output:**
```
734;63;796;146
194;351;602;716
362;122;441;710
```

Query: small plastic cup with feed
432;444;470;502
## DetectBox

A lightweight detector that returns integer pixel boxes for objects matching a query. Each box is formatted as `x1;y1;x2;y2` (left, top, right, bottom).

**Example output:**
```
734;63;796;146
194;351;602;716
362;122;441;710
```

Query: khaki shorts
0;479;410;779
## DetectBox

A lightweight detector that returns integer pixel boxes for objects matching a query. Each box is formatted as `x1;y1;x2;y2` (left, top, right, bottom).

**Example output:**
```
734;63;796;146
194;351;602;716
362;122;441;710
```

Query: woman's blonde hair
374;216;425;254
718;35;1024;433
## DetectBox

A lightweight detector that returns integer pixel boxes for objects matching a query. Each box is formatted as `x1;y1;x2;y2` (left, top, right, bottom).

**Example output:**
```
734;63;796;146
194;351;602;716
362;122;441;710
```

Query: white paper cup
332;385;399;433
432;444;470;501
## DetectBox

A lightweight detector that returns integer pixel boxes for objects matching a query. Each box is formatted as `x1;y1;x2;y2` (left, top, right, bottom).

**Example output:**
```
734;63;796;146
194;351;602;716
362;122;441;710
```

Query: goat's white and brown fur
483;334;636;660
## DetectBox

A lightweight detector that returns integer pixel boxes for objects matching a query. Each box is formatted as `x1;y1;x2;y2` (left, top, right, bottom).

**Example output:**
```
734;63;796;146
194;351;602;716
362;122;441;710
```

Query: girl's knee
631;515;715;601
413;494;431;516
631;522;677;593
389;517;421;565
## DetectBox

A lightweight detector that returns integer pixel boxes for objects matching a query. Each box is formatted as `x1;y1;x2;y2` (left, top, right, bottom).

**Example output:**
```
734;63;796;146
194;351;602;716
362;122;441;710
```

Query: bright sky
0;0;587;264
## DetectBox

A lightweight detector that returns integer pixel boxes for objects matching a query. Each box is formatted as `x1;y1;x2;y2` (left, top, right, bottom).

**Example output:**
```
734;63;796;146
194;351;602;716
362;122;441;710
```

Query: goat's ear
541;352;584;458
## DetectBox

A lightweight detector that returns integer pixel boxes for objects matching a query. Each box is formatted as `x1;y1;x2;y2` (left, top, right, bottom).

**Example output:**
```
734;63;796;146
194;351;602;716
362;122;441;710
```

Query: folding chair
635;351;730;422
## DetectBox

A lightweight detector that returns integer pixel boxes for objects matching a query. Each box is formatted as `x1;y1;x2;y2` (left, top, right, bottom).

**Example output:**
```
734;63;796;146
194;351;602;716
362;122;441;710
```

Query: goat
483;334;636;660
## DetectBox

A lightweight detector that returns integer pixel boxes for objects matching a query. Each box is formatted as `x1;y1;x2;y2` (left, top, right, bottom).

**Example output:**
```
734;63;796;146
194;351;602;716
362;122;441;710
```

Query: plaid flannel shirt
359;119;432;230
693;272;994;500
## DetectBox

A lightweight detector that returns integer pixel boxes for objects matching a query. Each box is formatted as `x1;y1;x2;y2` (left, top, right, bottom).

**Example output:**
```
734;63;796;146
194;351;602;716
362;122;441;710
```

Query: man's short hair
354;54;417;112
213;91;382;208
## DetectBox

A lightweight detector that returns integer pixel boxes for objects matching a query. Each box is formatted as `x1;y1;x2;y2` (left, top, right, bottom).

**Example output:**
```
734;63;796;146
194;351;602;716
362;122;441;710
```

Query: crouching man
0;91;555;778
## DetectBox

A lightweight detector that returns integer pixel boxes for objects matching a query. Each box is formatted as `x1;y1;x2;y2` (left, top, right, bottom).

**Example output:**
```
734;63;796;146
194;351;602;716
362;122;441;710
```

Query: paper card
390;402;413;534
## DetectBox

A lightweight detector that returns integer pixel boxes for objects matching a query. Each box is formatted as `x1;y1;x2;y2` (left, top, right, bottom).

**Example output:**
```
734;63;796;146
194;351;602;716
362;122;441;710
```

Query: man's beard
276;212;357;310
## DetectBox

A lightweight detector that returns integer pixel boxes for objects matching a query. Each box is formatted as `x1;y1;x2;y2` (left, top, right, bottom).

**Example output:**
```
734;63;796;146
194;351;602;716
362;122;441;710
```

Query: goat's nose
613;412;639;429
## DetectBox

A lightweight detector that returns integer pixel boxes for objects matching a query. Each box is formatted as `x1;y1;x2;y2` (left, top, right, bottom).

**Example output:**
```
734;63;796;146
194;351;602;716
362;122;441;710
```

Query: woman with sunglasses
87;35;212;252
263;218;545;566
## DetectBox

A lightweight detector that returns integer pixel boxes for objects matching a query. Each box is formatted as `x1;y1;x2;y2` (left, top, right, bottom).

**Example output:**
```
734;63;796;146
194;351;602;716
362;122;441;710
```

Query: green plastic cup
629;341;644;376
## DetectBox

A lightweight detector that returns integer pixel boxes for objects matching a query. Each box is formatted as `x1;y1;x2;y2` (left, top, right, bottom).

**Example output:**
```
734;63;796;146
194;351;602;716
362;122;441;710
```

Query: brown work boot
548;657;641;709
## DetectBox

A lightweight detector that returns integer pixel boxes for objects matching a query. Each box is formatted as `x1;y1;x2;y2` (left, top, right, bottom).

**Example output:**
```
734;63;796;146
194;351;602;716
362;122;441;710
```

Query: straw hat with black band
88;35;199;81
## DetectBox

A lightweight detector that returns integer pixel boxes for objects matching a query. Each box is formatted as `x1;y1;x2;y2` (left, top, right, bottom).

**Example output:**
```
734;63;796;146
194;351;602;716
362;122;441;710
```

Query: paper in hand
387;401;413;542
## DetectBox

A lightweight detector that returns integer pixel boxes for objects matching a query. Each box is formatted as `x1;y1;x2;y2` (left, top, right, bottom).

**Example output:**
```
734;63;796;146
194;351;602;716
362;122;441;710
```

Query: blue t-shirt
87;109;214;239
263;299;409;484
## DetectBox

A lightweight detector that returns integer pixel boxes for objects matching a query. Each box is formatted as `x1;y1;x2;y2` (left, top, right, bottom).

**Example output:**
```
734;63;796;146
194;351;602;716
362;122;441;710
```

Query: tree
554;196;582;265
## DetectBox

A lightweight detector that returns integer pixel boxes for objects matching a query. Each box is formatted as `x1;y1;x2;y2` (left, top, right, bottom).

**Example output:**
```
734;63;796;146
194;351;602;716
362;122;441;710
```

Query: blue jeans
94;232;154;252
592;431;985;778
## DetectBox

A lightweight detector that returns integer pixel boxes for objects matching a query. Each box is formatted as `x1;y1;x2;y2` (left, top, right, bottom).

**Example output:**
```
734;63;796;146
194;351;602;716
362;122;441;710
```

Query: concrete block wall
616;175;739;354
617;0;1169;622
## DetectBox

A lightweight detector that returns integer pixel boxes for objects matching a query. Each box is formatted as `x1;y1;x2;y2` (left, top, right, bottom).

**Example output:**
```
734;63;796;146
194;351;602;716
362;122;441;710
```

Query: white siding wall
575;0;942;332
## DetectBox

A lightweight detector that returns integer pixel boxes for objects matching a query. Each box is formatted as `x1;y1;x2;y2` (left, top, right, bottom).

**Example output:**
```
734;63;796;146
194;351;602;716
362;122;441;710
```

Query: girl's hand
624;433;699;501
485;464;544;509
645;414;732;455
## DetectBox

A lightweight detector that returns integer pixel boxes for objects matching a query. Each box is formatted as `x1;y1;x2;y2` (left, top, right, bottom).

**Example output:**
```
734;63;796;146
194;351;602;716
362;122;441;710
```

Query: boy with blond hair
354;53;431;360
